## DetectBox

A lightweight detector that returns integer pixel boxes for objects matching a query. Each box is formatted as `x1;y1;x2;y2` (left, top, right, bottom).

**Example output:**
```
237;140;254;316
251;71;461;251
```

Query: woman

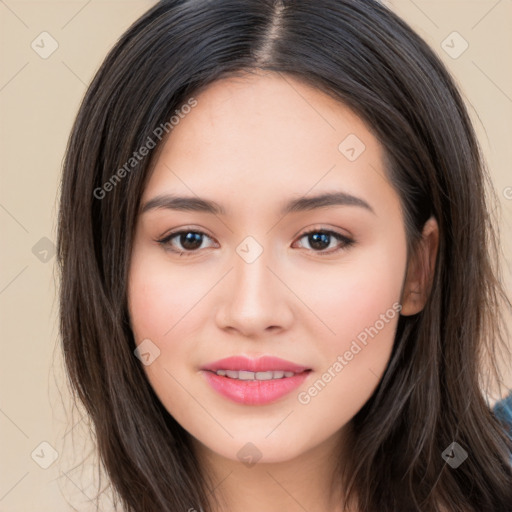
56;0;512;510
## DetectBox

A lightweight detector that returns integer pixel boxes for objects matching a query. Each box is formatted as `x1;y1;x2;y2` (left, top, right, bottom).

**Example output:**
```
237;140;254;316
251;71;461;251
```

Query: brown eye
157;229;215;255
294;229;355;255
157;227;355;257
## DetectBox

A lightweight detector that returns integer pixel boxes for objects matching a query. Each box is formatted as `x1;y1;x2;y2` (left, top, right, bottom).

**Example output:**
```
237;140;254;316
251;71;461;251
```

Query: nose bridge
216;237;292;335
232;241;277;313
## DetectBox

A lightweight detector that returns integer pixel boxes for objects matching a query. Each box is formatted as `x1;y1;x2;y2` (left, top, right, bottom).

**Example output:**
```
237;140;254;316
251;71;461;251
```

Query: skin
127;71;439;512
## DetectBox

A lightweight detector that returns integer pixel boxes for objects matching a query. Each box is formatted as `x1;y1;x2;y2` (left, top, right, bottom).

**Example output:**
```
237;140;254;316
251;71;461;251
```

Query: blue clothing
493;392;512;437
492;391;512;463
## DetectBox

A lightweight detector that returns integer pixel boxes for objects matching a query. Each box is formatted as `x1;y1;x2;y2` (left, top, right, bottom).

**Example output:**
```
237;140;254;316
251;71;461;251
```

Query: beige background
0;1;511;510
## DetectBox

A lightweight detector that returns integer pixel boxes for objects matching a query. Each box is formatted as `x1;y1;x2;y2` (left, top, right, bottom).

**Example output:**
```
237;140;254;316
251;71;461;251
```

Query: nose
215;247;294;338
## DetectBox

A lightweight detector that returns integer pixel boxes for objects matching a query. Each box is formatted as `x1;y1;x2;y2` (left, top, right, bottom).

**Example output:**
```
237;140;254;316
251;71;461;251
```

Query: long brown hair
56;0;512;510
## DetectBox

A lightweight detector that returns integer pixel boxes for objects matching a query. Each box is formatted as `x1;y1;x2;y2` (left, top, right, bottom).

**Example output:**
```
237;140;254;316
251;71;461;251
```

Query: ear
400;216;439;316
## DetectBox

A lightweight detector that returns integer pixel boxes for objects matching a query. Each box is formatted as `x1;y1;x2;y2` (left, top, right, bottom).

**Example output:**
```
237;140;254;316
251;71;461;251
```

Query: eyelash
156;227;355;257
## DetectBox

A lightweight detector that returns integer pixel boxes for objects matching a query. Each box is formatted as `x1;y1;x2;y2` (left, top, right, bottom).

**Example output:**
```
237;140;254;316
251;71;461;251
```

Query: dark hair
56;0;512;510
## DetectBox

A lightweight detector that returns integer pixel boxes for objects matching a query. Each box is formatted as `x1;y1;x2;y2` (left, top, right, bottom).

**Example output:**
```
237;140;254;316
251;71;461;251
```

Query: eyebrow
140;191;375;216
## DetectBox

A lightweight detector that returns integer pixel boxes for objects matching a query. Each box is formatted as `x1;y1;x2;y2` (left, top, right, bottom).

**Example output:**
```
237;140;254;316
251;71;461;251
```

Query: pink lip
200;355;310;373
200;355;312;406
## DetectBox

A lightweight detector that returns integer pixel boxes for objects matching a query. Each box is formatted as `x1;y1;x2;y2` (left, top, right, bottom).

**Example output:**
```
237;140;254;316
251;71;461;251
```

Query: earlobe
400;216;439;316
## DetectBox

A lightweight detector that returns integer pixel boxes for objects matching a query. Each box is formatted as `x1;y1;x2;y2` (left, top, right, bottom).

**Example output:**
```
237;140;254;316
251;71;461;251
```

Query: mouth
200;355;313;405
200;355;311;374
206;369;310;380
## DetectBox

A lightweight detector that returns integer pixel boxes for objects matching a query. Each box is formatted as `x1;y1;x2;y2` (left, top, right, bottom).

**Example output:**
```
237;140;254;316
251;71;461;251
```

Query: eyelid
293;226;355;256
156;226;218;253
156;225;355;256
294;224;353;242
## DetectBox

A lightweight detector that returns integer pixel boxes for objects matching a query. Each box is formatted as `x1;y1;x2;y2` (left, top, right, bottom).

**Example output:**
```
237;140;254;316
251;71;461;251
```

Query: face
128;71;411;466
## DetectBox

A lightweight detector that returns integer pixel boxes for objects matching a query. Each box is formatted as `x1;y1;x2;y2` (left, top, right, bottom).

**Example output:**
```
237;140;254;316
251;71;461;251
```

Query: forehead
159;71;378;160
142;72;394;218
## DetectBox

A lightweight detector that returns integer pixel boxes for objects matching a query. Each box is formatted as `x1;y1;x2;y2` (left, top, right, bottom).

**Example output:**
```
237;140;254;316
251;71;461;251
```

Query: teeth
214;370;298;380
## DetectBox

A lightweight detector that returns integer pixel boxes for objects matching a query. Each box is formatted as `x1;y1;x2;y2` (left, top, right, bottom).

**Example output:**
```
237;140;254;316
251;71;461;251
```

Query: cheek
295;284;402;427
127;255;208;416
293;241;406;344
128;255;211;342
292;238;406;406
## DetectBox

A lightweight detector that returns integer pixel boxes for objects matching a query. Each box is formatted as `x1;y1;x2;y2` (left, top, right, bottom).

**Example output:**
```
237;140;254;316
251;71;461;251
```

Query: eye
156;227;355;257
293;228;355;256
157;229;217;256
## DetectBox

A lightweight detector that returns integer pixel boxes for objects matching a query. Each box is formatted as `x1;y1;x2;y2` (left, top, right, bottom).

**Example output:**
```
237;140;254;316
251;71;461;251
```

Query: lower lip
201;370;311;405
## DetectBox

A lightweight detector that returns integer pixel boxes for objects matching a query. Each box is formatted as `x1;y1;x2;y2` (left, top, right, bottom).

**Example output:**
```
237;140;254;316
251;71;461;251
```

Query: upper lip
201;356;311;373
